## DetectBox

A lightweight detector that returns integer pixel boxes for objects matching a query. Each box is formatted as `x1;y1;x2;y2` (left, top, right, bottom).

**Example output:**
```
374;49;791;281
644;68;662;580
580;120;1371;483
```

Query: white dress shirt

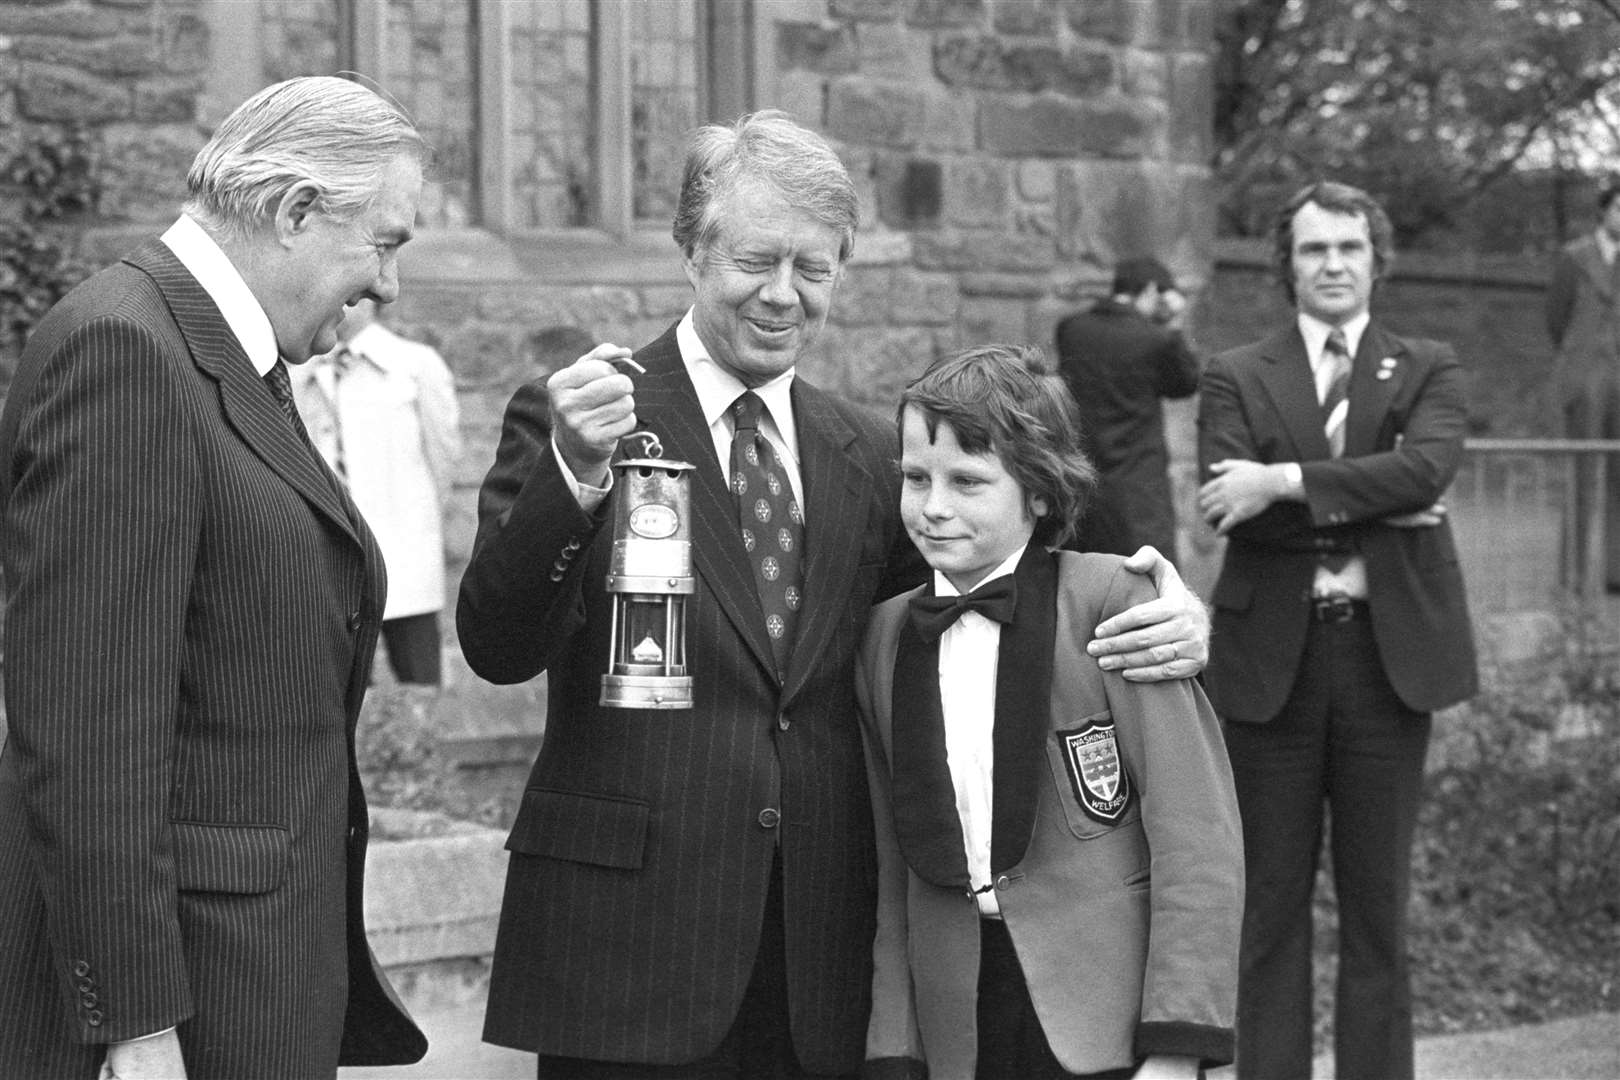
160;215;279;377
935;547;1025;918
1298;310;1370;599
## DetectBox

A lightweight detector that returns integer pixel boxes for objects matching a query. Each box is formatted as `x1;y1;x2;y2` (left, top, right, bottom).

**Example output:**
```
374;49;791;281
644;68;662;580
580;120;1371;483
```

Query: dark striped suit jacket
458;325;919;1071
0;242;426;1077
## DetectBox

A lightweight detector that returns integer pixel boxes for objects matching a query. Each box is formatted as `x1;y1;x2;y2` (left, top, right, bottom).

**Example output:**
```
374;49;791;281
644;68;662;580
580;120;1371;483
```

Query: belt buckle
1315;595;1356;623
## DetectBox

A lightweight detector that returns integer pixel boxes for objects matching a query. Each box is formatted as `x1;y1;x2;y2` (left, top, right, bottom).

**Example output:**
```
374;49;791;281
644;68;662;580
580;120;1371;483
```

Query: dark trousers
380;611;441;686
1222;615;1431;1080
975;918;1135;1080
534;852;849;1080
1561;387;1620;591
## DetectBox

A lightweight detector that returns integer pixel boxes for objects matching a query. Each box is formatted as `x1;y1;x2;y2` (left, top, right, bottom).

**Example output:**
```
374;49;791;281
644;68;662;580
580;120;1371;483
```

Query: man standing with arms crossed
1196;181;1477;1080
459;111;1211;1078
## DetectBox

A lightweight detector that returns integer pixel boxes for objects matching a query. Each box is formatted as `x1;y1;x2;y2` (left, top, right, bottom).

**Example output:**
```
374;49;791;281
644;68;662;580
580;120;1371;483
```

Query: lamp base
600;673;695;710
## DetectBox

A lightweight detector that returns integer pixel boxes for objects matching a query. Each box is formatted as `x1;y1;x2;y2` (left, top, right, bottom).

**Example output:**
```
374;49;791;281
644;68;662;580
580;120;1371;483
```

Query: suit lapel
630;330;781;680
889;608;972;890
125;242;360;545
989;544;1055;874
1255;325;1331;461
782;380;872;701
1344;321;1406;457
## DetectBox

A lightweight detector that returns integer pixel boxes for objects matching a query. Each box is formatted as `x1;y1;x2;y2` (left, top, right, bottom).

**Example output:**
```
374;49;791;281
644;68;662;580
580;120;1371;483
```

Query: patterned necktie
1319;329;1353;571
907;576;1016;642
263;359;314;448
730;391;804;675
1321;328;1352;458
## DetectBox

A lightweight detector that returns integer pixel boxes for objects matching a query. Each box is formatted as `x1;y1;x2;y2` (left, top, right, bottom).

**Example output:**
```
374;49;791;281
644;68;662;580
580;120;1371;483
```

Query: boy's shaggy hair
898;343;1097;548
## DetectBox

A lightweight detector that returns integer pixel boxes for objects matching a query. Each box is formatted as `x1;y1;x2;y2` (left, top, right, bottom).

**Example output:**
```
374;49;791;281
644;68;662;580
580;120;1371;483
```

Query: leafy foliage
356;683;516;832
1310;606;1620;1049
0;123;100;368
1214;0;1620;247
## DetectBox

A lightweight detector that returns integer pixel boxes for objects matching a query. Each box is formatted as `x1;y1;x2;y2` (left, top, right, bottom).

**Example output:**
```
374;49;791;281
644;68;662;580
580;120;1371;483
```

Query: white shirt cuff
552;433;612;514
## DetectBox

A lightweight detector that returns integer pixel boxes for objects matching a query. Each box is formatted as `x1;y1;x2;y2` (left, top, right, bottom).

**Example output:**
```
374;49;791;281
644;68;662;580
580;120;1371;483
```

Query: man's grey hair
184;76;426;242
671;110;858;263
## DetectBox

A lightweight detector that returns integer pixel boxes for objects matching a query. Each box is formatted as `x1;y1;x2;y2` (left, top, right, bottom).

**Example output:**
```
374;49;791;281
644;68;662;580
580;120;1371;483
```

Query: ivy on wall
0;123;100;383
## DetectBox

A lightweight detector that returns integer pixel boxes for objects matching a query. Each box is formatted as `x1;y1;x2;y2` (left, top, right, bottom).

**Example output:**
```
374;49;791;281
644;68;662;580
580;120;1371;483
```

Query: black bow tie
908;577;1017;642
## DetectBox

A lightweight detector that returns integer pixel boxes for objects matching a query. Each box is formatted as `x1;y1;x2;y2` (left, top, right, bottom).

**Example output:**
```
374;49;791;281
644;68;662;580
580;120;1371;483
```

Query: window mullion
597;0;633;239
351;0;385;92
478;0;511;234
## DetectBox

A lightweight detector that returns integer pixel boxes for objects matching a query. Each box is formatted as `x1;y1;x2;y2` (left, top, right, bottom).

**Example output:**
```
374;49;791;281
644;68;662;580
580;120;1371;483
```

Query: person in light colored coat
294;299;461;684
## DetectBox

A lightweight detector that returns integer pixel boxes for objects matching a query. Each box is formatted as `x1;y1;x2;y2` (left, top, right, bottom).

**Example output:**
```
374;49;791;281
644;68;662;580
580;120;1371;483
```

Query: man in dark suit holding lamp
460;111;1213;1078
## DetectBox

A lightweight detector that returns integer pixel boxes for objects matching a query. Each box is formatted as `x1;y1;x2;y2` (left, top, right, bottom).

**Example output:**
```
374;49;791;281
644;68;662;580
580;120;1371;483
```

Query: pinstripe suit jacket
0;242;426;1077
458;325;919;1071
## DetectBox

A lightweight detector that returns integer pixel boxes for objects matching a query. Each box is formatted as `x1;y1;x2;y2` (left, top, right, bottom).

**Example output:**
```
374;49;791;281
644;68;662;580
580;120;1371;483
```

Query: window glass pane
383;0;477;228
509;0;594;229
629;0;702;226
260;0;342;81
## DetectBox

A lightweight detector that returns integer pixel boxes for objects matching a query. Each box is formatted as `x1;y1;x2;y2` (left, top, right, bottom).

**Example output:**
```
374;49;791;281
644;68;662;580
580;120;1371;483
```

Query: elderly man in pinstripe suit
0;77;428;1078
459;111;1210;1079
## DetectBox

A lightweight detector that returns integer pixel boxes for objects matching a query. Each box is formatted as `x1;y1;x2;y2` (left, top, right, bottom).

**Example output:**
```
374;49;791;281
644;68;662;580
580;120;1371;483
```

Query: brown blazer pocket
506;788;649;869
171;822;290;894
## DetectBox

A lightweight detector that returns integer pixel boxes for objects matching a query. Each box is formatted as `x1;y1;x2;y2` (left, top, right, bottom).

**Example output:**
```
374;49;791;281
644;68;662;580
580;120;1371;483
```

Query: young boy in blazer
857;345;1244;1080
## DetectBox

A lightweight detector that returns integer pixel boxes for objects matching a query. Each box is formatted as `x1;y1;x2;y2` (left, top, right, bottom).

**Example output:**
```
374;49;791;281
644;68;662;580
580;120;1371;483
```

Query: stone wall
0;1;209;228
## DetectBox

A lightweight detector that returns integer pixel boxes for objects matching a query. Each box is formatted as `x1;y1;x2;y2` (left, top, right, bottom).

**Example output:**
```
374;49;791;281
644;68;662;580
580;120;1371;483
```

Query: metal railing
1453;438;1620;611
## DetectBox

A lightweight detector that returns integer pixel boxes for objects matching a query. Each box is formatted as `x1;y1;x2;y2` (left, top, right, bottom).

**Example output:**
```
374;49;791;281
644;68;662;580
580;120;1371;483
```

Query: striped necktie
1321;328;1351;458
1319;329;1352;570
263;360;313;448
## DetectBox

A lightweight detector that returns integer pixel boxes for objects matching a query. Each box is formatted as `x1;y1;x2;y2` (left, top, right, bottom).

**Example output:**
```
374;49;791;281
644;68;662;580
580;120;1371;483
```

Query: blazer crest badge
1059;720;1132;823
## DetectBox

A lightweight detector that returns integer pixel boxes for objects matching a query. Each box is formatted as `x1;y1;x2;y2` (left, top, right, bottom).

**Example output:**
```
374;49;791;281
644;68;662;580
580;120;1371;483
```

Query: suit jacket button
995;875;1011;890
73;960;91;978
549;569;566;582
86;1010;103;1026
80;992;98;1008
757;808;780;829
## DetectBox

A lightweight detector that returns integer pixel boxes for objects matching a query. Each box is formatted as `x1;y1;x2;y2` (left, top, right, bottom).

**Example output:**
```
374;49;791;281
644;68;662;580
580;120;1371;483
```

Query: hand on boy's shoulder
1085;545;1210;682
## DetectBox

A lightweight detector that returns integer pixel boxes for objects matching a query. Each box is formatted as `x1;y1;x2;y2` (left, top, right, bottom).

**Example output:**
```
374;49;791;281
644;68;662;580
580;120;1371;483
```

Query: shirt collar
933;546;1026;599
677;309;797;448
159;214;280;377
1598;228;1618;267
1297;309;1371;368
